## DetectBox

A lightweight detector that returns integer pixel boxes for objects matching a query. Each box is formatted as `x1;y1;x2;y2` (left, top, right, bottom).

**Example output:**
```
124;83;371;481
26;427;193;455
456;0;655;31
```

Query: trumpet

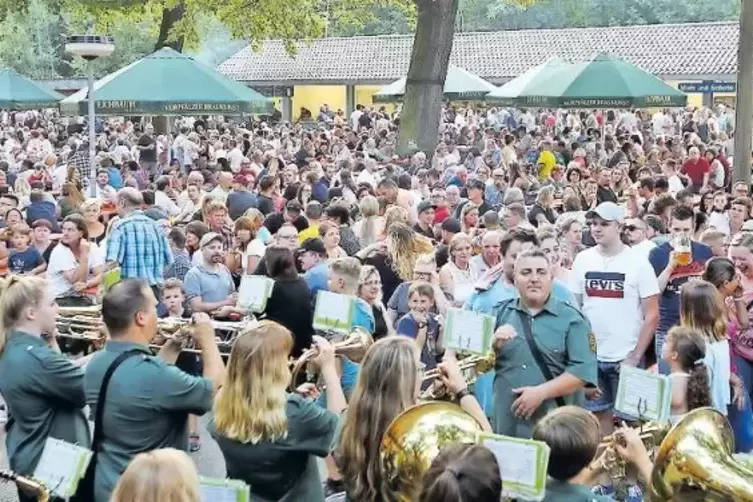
595;421;668;488
149;317;254;356
0;469;49;502
288;327;373;391
419;352;495;400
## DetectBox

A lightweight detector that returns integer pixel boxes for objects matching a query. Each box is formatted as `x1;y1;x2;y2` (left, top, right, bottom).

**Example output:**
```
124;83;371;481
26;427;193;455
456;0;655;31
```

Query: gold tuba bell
649;407;753;501
380;401;483;502
288;327;373;390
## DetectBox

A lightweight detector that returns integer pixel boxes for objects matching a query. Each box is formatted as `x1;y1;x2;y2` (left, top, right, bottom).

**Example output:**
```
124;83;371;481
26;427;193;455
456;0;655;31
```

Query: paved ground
0;414;227;501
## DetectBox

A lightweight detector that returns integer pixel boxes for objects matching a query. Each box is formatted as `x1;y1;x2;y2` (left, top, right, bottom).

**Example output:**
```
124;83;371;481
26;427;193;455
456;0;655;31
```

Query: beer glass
674;235;692;266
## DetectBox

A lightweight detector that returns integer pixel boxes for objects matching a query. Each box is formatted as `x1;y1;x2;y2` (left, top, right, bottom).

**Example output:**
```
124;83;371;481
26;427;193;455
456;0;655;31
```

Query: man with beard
490;249;597;438
183;232;246;319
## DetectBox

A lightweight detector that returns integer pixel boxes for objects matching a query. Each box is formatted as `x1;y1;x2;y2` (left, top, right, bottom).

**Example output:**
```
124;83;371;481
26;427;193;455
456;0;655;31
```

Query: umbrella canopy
486;58;572;105
60;47;273;116
0;68;64;109
507;53;687;108
373;65;497;103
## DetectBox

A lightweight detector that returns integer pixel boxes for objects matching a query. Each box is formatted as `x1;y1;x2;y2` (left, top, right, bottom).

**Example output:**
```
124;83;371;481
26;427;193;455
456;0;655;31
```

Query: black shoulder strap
91;349;143;452
516;310;566;408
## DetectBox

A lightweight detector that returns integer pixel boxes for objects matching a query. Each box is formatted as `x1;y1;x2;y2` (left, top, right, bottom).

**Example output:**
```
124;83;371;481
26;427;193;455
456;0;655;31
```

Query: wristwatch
455;387;470;401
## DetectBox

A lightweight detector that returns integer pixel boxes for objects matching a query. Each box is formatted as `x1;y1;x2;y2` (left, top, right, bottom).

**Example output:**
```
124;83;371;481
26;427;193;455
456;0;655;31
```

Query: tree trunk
155;3;185;52
396;0;459;157
734;0;753;185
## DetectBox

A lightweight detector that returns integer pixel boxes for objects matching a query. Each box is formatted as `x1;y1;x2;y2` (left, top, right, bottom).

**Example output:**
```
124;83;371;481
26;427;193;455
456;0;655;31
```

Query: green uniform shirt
492;296;598;438
543;479;613;502
0;330;90;476
209;393;340;502
84;340;213;502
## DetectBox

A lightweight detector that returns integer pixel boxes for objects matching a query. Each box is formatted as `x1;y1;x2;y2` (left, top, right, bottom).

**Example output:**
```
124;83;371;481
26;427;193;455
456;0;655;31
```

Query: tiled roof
217;21;738;85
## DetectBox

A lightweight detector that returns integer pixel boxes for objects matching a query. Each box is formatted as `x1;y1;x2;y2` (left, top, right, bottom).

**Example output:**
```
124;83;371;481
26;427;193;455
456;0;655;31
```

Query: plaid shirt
106;210;173;286
68;150;91;181
164;249;191;282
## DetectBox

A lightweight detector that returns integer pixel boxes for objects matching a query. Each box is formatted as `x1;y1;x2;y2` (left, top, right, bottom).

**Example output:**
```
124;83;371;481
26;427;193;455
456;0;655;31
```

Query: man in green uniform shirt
84;279;226;502
491;249;597;438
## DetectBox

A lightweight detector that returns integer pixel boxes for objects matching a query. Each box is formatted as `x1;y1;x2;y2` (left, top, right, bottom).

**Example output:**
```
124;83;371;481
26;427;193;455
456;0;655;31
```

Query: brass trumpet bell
380;402;483;502
288;327;374;390
650;407;753;501
420;352;495;400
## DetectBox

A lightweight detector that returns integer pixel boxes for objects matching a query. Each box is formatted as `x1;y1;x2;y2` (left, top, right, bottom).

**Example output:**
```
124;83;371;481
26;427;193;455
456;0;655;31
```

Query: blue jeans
655;329;670;375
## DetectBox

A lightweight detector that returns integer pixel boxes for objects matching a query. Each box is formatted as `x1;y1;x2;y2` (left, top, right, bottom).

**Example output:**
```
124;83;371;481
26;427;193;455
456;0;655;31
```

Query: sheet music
33;438;92;498
444;308;493;354
199;477;249;502
615;365;670;422
201;484;241;502
313;291;354;333
479;433;549;501
237;275;274;313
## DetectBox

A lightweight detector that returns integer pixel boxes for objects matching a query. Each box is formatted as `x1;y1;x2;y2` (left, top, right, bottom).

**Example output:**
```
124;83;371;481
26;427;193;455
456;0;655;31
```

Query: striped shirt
106;211;172;286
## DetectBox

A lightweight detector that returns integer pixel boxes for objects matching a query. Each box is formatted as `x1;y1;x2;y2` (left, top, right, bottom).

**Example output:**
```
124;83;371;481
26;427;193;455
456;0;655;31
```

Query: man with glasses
570;202;659;435
623;217;656;260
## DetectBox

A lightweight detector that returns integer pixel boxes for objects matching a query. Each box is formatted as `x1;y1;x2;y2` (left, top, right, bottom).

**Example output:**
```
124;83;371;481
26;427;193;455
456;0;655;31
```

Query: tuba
380;401;483;502
649;407;753;501
0;469;49;502
288;327;373;390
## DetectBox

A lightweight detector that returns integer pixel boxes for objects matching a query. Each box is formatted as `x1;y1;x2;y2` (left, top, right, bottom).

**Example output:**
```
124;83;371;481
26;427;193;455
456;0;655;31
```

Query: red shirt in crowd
680;157;710;187
434;206;449;224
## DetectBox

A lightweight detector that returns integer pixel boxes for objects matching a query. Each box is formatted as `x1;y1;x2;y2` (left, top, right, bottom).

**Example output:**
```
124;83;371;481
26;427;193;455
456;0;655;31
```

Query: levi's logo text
584;271;625;299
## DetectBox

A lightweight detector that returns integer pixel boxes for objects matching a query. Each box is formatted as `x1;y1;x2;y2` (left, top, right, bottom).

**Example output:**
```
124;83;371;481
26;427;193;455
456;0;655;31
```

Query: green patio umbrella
485;58;572;106
60;47;273;116
508;52;687;108
0;68;64;109
373;65;497;103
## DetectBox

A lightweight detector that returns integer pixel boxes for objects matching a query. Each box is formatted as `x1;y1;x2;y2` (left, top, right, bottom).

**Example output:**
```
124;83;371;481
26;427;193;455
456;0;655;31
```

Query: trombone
288;327;373;391
419;352;495;400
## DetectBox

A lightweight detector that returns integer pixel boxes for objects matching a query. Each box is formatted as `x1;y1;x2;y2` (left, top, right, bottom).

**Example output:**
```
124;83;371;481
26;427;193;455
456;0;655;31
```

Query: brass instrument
419;352;495;400
649;407;753;501
149;317;252;356
380;401;483;502
288;327;373;391
0;469;49;502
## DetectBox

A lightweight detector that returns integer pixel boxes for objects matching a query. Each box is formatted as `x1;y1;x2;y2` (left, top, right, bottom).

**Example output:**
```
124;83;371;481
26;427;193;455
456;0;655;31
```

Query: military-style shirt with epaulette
84;340;214;502
0;330;90;476
491;295;598;439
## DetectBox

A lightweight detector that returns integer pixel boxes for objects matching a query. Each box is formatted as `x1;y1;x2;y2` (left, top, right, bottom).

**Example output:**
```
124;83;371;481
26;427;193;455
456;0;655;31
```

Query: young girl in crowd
660;327;712;422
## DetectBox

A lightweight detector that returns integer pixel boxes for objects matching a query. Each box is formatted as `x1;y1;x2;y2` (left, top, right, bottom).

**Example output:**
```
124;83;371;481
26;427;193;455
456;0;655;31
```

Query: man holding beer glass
649;204;713;373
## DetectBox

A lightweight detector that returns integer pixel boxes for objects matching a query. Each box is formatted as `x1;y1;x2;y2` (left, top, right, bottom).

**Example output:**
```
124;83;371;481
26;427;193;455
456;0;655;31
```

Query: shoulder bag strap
91;349;143;452
516;310;566;408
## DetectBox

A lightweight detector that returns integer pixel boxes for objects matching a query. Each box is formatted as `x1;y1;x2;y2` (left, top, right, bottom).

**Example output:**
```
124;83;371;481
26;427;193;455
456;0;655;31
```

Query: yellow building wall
355;85;395;113
292;86;346;120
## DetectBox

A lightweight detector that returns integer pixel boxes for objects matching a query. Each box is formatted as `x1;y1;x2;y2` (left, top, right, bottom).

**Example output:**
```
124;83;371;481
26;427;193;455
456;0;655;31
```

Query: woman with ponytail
418;444;501;502
0;275;90;502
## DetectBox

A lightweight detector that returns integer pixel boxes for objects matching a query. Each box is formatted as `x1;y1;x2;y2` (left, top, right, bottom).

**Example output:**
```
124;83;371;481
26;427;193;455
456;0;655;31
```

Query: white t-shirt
631;239;656;261
667;174;684;195
570;246;660;362
708;211;731;236
47;243;105;298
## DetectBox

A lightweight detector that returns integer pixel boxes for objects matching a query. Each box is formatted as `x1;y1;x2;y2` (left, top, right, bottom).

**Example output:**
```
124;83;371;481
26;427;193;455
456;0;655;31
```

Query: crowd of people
0;101;748;502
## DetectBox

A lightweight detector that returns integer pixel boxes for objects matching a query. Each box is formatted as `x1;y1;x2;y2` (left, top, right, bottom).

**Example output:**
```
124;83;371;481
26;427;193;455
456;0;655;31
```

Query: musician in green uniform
0;276;90;502
491;249;598;438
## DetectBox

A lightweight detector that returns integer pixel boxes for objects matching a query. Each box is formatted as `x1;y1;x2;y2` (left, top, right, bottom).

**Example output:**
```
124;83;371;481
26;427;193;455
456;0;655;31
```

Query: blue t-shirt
8;247;44;274
303;262;329;306
649;241;713;333
396;313;441;380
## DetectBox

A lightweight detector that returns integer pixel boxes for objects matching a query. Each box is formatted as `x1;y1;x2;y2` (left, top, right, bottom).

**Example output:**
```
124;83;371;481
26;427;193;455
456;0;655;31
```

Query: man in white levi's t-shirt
569;202;660;435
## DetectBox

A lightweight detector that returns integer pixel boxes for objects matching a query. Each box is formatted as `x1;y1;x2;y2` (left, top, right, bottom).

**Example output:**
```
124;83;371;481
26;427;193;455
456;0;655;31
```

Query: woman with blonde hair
227;216;264;275
528;186;557;228
0;276;90;502
357;265;392;340
439;233;477;307
459;202;479;236
110;448;200;502
334;337;491;502
381;206;409;239
210;321;346;502
80;198;107;244
319;221;347;260
352;195;383;247
357;221;434;303
244;207;273;244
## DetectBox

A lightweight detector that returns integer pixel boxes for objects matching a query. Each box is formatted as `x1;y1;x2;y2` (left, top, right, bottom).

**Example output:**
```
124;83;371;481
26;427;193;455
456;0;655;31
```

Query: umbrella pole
87;62;97;198
601;108;606;149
